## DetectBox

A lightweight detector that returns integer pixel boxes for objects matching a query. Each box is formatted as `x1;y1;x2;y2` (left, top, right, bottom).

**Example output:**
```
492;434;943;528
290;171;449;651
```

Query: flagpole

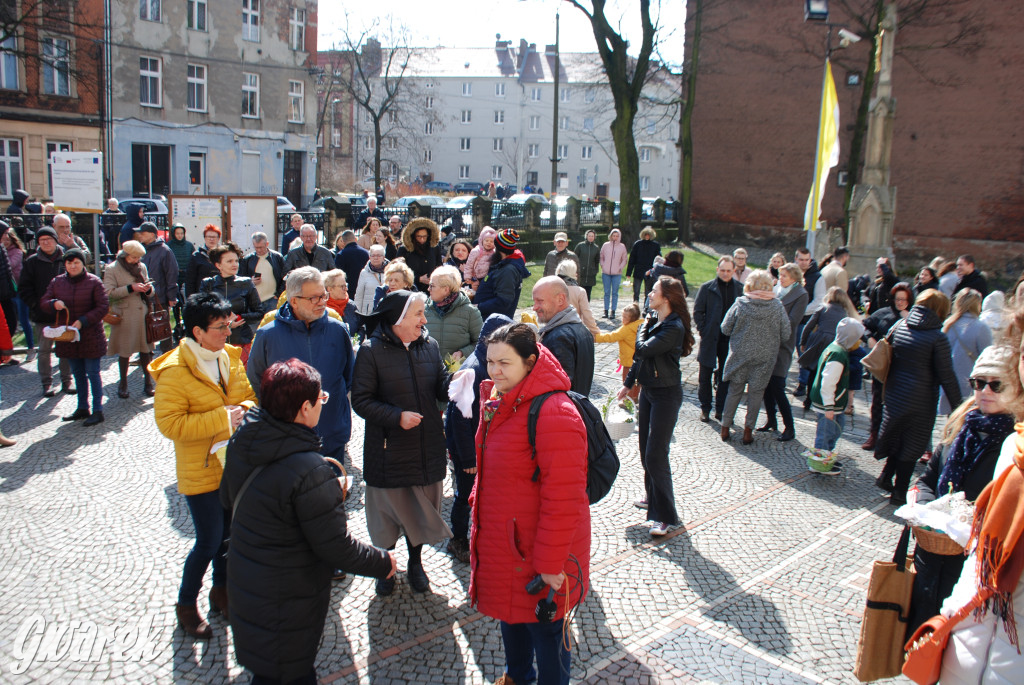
805;57;832;253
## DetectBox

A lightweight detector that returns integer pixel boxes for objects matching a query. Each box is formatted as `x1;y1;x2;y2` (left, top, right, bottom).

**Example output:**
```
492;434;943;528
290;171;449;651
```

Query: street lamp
805;0;829;22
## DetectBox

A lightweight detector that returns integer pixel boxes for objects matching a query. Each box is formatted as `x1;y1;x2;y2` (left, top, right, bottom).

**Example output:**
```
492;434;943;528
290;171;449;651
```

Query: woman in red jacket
470;322;590;685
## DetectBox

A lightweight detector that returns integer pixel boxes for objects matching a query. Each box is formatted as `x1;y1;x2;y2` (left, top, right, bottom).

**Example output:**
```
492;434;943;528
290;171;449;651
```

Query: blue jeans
814;412;845;451
450;466;475;540
602;274;621;314
15;296;33;347
500;619;570;685
178;490;229;605
67;357;103;413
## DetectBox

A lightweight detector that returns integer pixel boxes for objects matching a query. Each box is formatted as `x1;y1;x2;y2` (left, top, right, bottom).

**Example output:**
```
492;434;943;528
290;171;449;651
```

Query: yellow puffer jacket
150;342;257;495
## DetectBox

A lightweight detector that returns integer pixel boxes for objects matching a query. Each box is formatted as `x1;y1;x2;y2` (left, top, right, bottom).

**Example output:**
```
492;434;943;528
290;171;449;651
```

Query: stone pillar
653;199;666;228
471;197;492;235
564;196;581;235
324;197;349;248
600;199;616;230
409;200;430;219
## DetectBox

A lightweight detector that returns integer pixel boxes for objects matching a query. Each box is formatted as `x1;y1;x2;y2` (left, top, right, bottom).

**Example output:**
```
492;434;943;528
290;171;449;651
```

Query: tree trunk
679;0;703;244
611;101;641;244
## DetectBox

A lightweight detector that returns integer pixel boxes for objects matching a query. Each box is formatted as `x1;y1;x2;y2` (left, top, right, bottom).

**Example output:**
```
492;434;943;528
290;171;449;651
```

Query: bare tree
566;0;658;242
494;137;530;190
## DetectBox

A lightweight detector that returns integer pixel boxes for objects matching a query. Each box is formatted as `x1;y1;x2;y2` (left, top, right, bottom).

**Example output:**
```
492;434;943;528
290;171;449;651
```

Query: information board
51;152;104;213
226;196;277;253
169;195;225;246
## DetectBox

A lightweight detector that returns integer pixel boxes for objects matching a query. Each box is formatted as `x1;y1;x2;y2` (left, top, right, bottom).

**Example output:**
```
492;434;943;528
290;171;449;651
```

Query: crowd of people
2;204;1023;684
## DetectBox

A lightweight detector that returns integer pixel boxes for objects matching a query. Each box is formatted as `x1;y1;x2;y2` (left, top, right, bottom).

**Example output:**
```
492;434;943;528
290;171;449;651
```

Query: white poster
51;152;104;213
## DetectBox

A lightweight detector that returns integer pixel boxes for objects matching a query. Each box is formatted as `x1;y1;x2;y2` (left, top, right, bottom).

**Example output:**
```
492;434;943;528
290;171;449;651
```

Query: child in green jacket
806;317;865;474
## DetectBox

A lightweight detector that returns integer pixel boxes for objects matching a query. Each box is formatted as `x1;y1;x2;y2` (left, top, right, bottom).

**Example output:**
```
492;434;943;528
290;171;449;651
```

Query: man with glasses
247;267;356;473
283;224;334;276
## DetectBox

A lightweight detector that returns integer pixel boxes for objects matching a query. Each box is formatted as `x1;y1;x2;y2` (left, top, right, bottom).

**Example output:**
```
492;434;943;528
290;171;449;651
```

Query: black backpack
526;390;619;505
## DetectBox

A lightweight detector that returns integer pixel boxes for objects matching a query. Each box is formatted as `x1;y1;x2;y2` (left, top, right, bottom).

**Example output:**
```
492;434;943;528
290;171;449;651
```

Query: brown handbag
901;589;991;685
145;292;173;344
862;319;904;383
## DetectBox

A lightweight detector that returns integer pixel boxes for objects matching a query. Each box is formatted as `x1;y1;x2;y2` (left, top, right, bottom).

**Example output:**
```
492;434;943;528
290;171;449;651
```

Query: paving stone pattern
0;294;926;684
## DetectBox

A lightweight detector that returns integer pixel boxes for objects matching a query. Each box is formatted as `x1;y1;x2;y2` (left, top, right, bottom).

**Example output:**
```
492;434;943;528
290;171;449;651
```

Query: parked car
392;195;446;208
444;195;477;210
116;197;168;216
424;181;453;193
453;181;485;194
276;196;297;214
305;194;365;214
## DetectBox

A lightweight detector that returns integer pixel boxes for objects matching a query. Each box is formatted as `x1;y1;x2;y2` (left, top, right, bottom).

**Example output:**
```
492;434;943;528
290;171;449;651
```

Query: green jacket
573;240;601;288
809;342;850;412
423;291;483;361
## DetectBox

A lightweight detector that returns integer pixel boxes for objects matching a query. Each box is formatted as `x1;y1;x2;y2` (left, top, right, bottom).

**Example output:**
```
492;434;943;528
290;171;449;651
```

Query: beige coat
103;258;155;356
567;284;599;336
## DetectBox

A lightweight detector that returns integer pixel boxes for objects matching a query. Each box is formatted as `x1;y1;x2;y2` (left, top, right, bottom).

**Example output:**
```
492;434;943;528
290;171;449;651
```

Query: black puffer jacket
625;238;661;281
220;408;391;682
626;312;688;388
351;323;450;487
397;244;442;293
17;245;64;323
539;309;595;397
863;303;902;341
199;274;262;344
185;247;217;297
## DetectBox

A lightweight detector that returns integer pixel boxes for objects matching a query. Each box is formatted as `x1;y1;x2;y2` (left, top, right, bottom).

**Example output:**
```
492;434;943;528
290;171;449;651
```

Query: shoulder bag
145;291;173;344
901;588;992;685
862;319;904;383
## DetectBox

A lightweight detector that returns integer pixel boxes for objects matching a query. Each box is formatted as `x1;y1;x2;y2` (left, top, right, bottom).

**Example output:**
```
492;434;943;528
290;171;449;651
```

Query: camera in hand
525;575;557;623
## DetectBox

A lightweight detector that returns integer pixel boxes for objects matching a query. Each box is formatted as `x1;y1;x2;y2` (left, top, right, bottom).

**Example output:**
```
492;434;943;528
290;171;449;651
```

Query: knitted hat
495;228;520;252
834;317;865;350
35;226;58;241
0;219;8;236
972;345;1013;379
62;248;86;264
137;221;158;235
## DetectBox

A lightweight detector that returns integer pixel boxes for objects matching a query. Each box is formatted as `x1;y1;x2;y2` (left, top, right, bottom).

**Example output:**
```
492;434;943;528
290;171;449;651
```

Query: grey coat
693;277;743;368
102;258;156;357
720;296;791;392
772;285;809;378
797;302;848;371
939;313;992;414
140;239;179;305
283;245;335;275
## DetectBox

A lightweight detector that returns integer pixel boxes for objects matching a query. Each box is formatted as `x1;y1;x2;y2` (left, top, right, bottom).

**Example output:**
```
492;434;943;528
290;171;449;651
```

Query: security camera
838;28;862;47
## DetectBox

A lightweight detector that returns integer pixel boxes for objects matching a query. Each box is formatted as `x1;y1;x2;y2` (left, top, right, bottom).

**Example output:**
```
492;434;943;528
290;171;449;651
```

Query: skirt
364;482;452;548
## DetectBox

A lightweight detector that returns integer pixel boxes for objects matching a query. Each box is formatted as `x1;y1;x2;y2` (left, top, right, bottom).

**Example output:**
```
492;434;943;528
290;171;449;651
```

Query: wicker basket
913;526;965;556
604;417;635;442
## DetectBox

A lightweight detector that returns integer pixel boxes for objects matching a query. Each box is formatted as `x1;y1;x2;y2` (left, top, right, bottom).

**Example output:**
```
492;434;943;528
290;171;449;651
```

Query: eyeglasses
296;293;329;304
318;391;330;405
207;323;231;332
969;378;1003;393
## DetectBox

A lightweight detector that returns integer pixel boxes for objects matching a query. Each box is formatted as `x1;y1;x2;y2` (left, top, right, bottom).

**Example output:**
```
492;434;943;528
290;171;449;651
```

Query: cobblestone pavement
0;294;923;684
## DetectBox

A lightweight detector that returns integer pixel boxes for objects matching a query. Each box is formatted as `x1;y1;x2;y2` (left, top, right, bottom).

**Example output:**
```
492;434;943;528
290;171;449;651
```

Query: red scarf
326;297;349;318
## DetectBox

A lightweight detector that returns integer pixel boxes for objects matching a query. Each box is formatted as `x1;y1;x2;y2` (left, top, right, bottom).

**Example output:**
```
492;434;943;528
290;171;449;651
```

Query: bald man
532;276;595;396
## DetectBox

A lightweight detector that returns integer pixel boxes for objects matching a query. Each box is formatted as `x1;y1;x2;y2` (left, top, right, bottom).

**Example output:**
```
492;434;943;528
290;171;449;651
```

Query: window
42;37;71;96
187;64;206;112
363;110;371;124
557;144;568;159
426;81;433;88
461;110;471;124
491;165;502;180
0;138;22;198
424;121;434;134
581;145;593;160
423;149;432;163
584;89;595;103
331;128;340;147
462;82;472;96
458;165;470;179
531;87;541;101
493;138;503;152
364;136;374;149
494;110;504;124
386;111;397;124
46;141;71;196
425;95;433;109
526;171;538;186
1;36;18;90
528;143;539;158
187;0;206;30
529;115;540;131
640;176;650;191
242;72;259;117
289;8;305;50
495;83;505;97
460;137;471;151
288;80;303;123
388;162;398;177
139;56;161;107
242;0;259;42
559;116;569;131
646;119;655;135
385;137;398;150
560;88;570;103
640;147;652;162
583;117;594;132
140;0;160;21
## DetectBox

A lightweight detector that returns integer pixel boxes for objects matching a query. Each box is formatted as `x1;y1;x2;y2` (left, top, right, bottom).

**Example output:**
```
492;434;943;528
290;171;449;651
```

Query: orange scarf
326;297;349;318
967;423;1024;650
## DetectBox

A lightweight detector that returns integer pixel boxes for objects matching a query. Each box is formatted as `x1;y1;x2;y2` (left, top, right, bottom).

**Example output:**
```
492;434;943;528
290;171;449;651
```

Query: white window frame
331;128;341;148
187;0;207;30
242;0;260;42
493;138;503;152
424;121;434;134
140;0;161;22
583;117;594;132
581;145;593;160
640;176;650;191
559;115;569;131
364;136;374;150
458;165;470;180
425;95;433;109
139;56;162;107
288;80;304;123
461;110;471;124
494;110;504;124
491;165;502;180
528;143;539;158
640;147;652;162
529;115;540;131
495;82;505;97
557;144;568;159
0;138;23;199
187;63;207;112
584;89;595;103
423;149;432;163
560;87;570;102
386;111;397;124
460;137;471;151
531;87;541;101
242;71;259;118
289;8;305;51
41;36;71;96
462;82;472;96
385;137;398;150
1;36;19;90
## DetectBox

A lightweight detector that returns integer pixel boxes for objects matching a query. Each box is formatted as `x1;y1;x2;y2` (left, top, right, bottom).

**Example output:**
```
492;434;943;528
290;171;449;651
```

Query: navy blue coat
475;253;530;321
246;303;356;456
335;242;370;294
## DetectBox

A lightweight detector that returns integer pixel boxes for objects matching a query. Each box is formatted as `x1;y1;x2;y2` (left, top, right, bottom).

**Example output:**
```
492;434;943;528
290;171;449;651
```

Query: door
282;149;303;208
241;151;261;193
188;153;205;194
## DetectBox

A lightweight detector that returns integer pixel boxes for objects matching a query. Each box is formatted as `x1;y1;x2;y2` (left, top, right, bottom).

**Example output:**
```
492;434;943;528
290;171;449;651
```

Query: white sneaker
634;499;648;509
650;522;670;536
25;349;37;363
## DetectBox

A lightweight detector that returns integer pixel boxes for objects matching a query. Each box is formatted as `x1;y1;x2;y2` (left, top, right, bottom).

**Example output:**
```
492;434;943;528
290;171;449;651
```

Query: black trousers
581;285;592;300
870;377;884;434
761;374;794;430
638;384;682;526
697;346;730;415
906;547;966;639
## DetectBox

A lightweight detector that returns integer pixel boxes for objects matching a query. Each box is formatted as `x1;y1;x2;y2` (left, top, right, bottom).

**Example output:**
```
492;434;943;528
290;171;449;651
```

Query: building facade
108;0;318;207
326;38;679;201
0;0;104;204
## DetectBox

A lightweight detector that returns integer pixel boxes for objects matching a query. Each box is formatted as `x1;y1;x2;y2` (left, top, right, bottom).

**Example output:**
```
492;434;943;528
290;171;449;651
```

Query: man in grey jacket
138;222;179;353
283;224;334;275
533;276;595;396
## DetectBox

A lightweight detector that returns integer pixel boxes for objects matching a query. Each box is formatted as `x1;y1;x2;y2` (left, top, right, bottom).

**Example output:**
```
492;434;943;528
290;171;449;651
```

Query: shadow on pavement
0;419;117;492
365;588;466;683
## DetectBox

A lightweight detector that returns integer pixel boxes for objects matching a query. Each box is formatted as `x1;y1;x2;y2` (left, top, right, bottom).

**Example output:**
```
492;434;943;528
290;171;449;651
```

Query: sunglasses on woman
968;378;1002;393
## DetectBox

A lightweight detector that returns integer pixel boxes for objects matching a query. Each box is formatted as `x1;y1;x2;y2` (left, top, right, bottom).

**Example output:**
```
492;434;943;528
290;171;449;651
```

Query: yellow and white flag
803;59;840;232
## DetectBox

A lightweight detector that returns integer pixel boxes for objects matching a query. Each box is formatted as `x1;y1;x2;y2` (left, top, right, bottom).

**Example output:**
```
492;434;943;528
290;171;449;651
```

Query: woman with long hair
940;288;992;414
599;228;628;319
860;283;913;451
797;286;860;409
374;224;399;261
759;263;809;441
357;216;384;250
618;276;695;536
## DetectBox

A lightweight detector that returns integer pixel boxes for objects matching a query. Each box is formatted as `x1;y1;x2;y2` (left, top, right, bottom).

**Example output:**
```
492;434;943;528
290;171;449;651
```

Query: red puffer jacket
469;345;590;624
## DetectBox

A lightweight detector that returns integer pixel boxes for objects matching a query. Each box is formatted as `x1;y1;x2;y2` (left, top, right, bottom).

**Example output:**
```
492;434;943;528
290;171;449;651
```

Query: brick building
685;0;1024;278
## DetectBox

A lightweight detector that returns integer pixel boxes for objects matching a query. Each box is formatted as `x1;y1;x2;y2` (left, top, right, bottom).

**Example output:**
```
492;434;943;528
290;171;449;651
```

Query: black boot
118;356;130;398
406;540;430;593
140;353;155;396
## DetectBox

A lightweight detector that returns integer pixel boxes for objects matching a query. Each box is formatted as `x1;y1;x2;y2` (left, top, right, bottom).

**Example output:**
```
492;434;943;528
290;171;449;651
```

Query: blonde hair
555;260;578;279
322;269;346;289
743;269;774;293
916;289;951;321
998;308;1024;420
943;288;983;332
779;262;803;285
622;303;641;323
384;261;414;288
429;265;463;294
824;286;859;318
